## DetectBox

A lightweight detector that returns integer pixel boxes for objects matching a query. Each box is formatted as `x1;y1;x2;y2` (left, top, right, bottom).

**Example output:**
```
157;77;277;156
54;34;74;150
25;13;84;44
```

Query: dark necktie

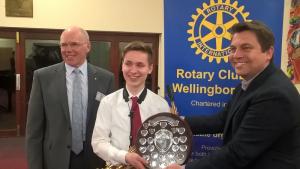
72;68;83;154
130;96;142;145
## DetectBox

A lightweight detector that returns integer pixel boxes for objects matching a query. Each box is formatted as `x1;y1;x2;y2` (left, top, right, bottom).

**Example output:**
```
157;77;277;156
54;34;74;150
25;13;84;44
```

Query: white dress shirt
92;88;170;165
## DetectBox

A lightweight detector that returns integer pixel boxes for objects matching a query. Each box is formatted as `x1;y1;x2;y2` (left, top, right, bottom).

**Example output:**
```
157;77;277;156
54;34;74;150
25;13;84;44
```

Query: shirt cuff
115;149;128;164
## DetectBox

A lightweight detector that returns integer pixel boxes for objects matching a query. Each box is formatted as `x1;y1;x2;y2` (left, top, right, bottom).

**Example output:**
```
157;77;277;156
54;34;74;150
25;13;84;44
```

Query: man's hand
125;152;148;169
164;163;183;169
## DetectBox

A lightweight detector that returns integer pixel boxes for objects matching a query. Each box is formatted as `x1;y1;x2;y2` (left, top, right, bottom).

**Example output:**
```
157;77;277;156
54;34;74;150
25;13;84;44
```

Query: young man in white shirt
92;41;170;169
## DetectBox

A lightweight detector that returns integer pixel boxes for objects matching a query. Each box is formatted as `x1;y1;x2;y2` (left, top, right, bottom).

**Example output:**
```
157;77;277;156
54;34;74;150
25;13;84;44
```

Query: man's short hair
122;41;153;64
231;21;275;52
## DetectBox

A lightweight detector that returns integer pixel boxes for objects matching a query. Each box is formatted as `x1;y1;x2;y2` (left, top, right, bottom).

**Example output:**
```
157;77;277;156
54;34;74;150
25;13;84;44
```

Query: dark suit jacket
26;62;115;169
186;63;300;169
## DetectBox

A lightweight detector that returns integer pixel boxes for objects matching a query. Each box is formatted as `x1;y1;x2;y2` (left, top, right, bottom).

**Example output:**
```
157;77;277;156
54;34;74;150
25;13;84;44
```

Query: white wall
0;0;163;32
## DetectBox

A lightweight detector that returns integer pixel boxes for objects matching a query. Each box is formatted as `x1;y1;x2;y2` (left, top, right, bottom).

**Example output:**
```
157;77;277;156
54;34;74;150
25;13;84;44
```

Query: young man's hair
122;41;153;64
231;20;275;52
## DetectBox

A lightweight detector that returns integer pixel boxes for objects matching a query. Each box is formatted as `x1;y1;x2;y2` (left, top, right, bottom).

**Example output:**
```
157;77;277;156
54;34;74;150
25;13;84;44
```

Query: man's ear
86;41;91;52
266;46;274;61
148;64;153;74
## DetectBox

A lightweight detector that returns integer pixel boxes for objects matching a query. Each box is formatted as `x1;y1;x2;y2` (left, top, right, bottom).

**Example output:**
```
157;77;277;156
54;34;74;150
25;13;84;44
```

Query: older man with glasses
26;26;115;169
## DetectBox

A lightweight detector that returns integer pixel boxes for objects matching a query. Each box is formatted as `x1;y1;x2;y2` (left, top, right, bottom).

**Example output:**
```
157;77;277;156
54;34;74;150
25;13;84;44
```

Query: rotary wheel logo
187;0;251;64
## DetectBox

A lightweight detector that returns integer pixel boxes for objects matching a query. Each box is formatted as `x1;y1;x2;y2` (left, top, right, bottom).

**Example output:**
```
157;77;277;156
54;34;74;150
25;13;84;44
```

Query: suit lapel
55;63;71;123
228;87;245;118
223;86;244;136
86;64;97;124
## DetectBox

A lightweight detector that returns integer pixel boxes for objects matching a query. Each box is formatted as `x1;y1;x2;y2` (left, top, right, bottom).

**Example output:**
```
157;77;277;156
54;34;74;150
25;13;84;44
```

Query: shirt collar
65;60;87;76
125;85;145;99
241;79;252;91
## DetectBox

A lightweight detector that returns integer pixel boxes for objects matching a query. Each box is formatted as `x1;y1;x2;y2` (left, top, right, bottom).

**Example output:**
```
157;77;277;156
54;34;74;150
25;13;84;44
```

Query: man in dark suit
166;21;300;169
26;26;115;169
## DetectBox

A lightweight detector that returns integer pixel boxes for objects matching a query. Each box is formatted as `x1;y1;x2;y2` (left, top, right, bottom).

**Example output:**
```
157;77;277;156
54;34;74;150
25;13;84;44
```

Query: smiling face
229;31;274;80
60;27;91;67
122;50;153;93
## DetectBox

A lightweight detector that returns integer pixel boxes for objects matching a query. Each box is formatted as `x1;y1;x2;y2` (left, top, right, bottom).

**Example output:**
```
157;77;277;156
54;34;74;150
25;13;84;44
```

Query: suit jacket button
67;145;71;149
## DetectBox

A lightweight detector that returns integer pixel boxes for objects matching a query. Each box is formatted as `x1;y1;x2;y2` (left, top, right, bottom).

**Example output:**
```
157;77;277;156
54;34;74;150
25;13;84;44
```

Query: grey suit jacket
26;62;114;169
186;63;300;169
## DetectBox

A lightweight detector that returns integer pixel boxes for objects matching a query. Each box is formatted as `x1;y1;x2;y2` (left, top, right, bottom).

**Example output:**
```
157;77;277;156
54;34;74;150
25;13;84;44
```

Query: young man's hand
125;152;148;169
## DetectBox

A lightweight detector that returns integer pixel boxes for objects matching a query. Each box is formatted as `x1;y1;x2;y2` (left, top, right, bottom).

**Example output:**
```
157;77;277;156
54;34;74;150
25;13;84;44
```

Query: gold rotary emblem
187;0;251;64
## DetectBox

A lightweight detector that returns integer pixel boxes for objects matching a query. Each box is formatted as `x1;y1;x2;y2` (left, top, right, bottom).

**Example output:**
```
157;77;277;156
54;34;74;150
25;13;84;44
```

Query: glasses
60;42;85;49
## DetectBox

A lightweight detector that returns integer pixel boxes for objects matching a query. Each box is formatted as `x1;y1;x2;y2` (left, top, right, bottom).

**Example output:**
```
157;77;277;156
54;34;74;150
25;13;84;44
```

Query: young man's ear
148;64;153;74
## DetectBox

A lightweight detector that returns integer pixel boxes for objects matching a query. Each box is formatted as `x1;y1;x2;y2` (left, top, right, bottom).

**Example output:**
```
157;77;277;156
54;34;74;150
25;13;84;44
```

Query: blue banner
164;0;284;160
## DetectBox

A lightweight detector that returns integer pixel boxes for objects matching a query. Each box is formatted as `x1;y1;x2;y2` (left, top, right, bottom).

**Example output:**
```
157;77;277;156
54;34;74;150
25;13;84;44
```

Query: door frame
0;28;20;137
